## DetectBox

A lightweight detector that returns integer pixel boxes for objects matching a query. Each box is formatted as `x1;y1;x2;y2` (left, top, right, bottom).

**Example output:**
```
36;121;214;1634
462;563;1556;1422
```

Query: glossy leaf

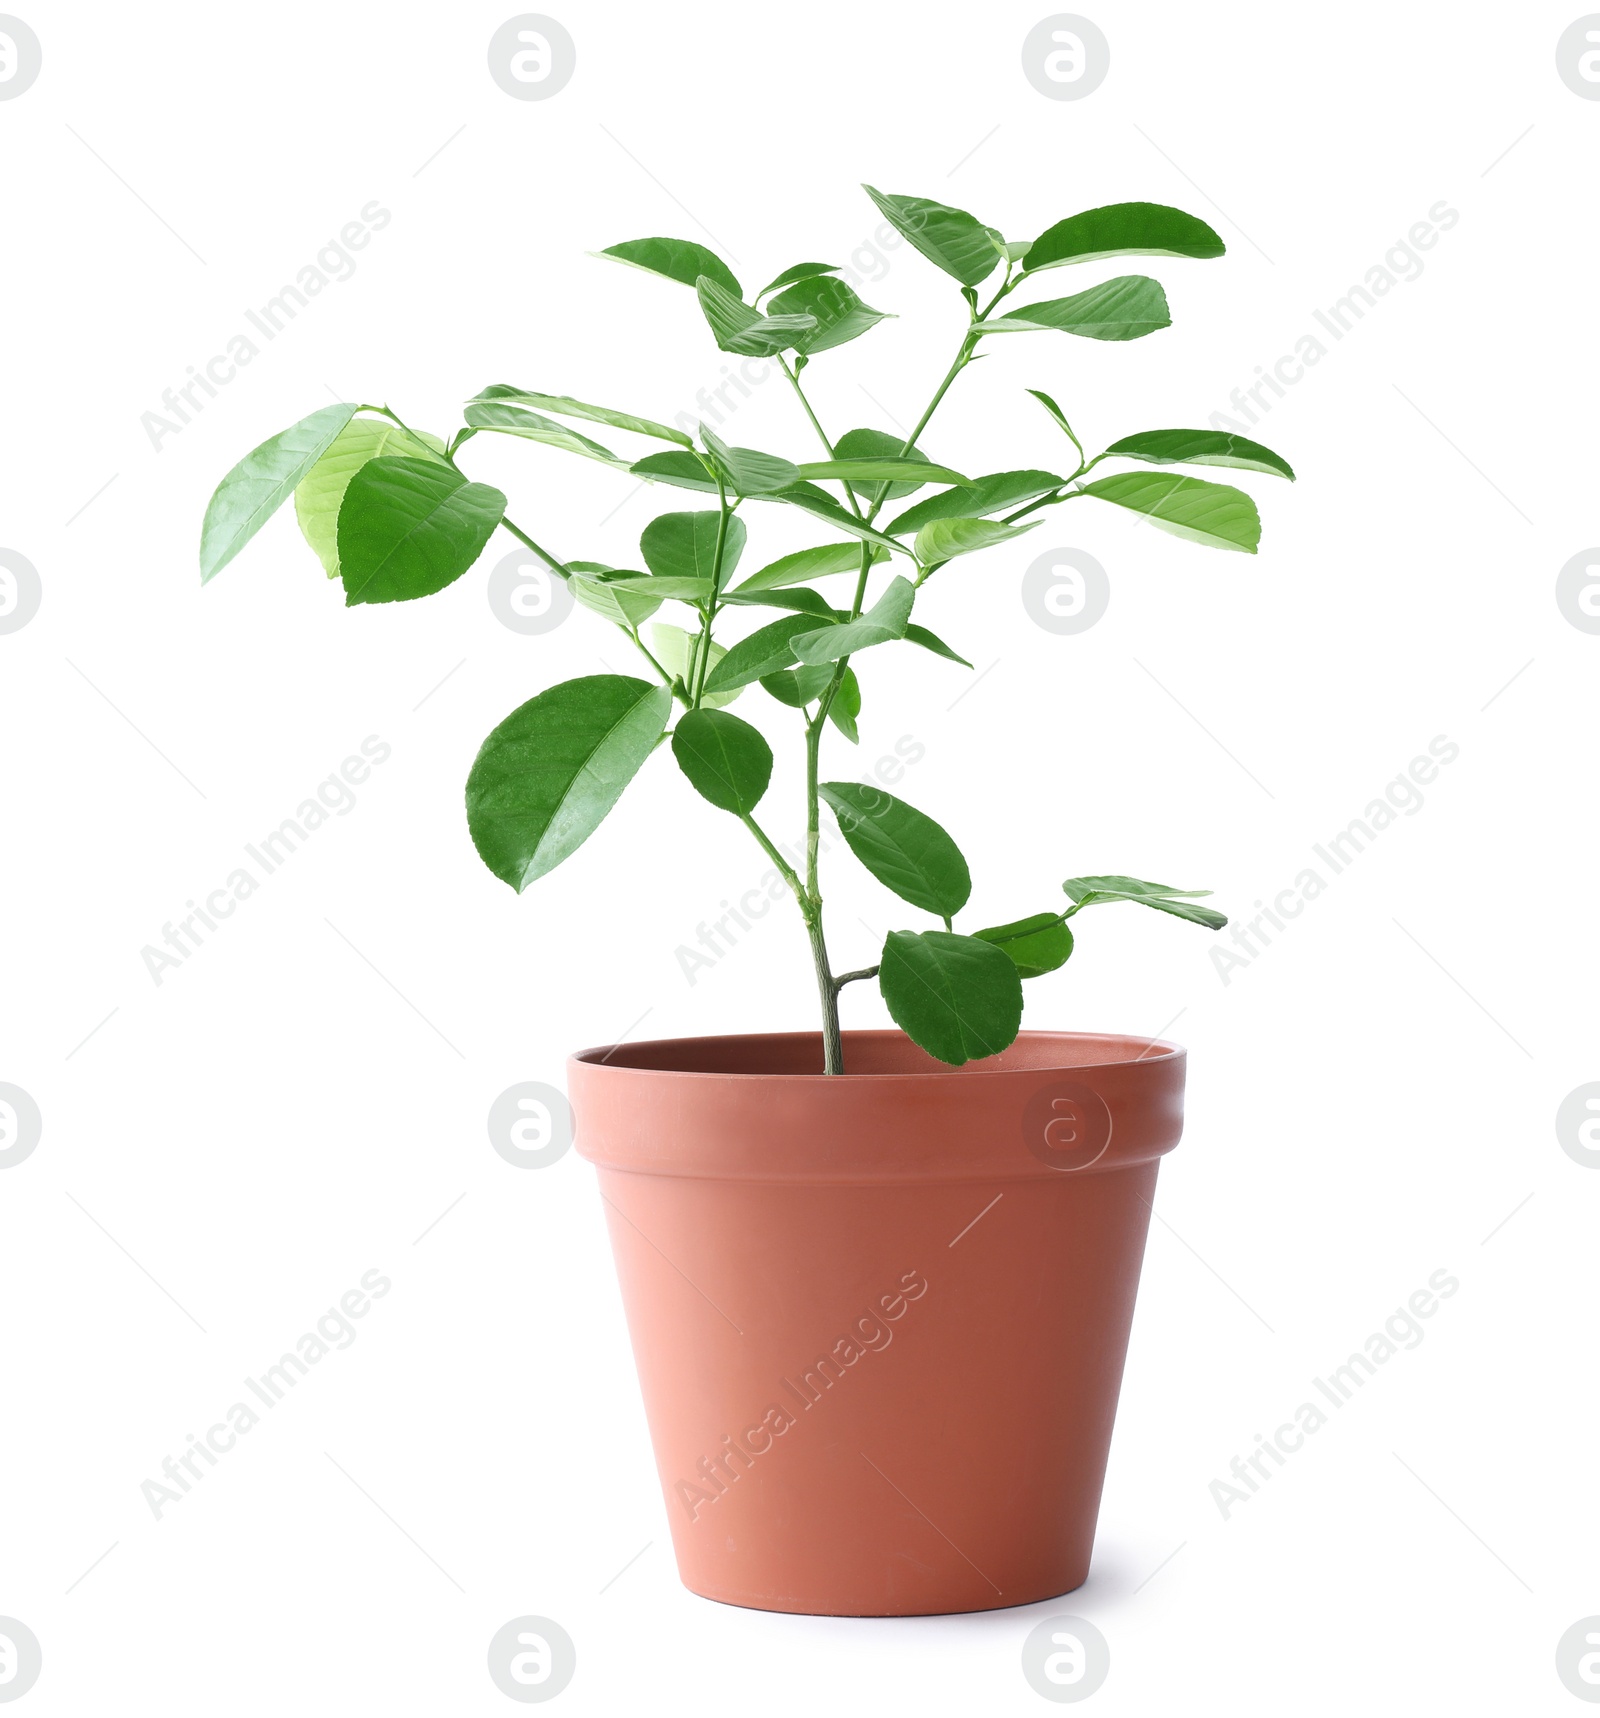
984;276;1171;341
820;783;970;916
974;912;1074;978
602;575;713;601
570;561;661;630
463;398;630;467
338;457;506;605
640;510;746;587
904;623;972;667
827;667;862;743
1024;202;1225;273
774;485;910;557
759;662;836;707
914;515;1039;564
834;427;937;504
799;457;968;487
467;385;690;447
862;186;1002;287
632;450;720;493
703;614;825;694
790;575;914;665
756;261;841;300
720;585;839;617
1063;874;1227;930
295;417;447;579
1101;428;1295;481
672;709;773;814
887;470;1063;535
1079;471;1260;553
695;276;816;357
878;930;1023;1065
466;675;672;889
598;237;740;297
769;275;893;354
699;425;801;496
650;622;737;709
734;541;883;592
200;402;359;581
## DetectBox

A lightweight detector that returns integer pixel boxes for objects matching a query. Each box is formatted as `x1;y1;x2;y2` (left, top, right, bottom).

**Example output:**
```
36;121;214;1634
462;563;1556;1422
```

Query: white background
2;1;1596;1711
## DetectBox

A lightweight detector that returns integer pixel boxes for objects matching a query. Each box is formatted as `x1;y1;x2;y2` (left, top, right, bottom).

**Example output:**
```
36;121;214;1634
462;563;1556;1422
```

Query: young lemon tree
201;188;1293;1073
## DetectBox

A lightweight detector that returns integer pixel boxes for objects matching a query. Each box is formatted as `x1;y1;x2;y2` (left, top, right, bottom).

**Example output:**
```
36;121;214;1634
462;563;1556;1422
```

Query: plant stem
807;917;844;1075
689;477;732;708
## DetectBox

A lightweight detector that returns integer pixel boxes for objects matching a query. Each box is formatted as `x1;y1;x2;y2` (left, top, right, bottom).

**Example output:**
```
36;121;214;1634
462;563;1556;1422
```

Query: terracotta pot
569;1028;1184;1617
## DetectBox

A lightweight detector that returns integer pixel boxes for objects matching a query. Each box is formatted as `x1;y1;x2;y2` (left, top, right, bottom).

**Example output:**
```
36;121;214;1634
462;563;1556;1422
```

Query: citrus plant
201;188;1293;1073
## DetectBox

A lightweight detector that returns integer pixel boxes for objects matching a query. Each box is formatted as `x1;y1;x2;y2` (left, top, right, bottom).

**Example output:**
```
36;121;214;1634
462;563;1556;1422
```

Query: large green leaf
904;623;972;667
974;912;1074;978
798;457;968;487
1079;471;1260;553
790;575;914;665
200;403;360;581
720;585;839;617
699;426;801;496
862;186;1002;287
695;277;817;357
672;709;773;814
825;666;862;743
338;457;506;605
462;398;630;468
914;515;1040;564
1024;203;1225;273
760;662;836;707
632;451;720;493
601;575;713;602
570;561;661;630
1063;874;1227;930
834;427;937;505
984;275;1171;340
1101;429;1295;481
769;275;893;354
598;237;740;297
733;541;882;592
878;930;1023;1065
466;675;672;889
773;485;911;557
467;385;690;448
703;614;824;694
887;470;1063;535
756;261;842;300
640;510;746;587
820;783;970;916
650;621;737;709
294;418;447;578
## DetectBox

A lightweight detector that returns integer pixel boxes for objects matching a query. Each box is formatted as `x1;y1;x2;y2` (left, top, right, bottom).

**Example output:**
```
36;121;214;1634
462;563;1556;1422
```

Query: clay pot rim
570;1027;1184;1082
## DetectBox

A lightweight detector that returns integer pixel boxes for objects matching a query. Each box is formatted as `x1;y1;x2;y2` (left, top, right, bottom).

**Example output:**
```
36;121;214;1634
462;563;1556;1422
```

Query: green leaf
601;575;713;601
833;427;938;504
720;585;839;617
338;457;506;605
791;575;914;665
1027;388;1084;450
672;709;773;814
467;385;691;448
462;398;630;468
466;675;672;889
650;621;737;709
632;450;720;493
1063;874;1228;930
695;276;816;357
827;667;861;743
983;275;1171;341
294;418;448;579
878;930;1023;1065
1101;428;1295;481
598;237;740;297
640;510;746;587
733;541;884;591
887;470;1064;535
821;783;970;917
773;485;911;557
904;623;972;667
974;912;1075;978
769;275;893;354
1024;202;1225;273
759;662;836;706
1079;471;1261;553
698;425;801;496
703;614;825;695
862;186;1002;287
756;261;841;300
914;515;1040;564
570;562;661;630
798;457;968;487
200;403;360;581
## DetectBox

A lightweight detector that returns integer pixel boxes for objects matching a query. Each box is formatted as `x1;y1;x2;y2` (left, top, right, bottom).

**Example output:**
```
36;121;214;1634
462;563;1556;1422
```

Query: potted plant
201;187;1292;1616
